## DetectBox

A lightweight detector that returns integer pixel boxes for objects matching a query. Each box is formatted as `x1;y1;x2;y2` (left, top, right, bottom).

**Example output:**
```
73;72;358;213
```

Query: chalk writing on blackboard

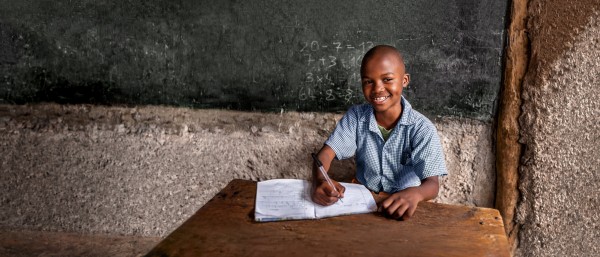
297;40;375;103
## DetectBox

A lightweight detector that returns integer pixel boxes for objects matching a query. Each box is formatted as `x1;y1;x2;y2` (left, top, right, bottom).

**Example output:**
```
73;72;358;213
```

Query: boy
311;45;447;220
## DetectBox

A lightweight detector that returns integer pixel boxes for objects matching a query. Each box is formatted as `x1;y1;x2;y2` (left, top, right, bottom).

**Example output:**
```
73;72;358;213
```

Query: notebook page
255;179;315;222
314;182;377;219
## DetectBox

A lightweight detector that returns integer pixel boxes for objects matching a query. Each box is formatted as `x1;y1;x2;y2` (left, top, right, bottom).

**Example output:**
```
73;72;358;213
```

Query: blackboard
0;0;508;119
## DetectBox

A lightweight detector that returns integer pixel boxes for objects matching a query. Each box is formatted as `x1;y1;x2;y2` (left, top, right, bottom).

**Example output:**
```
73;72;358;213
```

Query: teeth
373;96;389;102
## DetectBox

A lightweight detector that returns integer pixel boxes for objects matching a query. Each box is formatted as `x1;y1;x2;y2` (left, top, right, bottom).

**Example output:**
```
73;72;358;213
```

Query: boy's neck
374;105;403;130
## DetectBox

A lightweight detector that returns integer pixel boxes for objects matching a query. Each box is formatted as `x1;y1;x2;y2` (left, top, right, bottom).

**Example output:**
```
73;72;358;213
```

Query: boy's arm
380;176;439;220
311;145;346;206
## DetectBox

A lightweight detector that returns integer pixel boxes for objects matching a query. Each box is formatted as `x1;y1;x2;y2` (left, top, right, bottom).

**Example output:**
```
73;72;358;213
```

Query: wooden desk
145;179;510;257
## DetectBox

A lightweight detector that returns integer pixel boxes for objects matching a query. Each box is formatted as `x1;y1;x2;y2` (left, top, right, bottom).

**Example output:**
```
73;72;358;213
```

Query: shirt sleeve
324;106;359;160
410;119;448;180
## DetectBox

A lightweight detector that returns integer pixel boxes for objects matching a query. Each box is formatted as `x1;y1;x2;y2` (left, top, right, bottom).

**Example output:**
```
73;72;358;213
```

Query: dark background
0;0;507;120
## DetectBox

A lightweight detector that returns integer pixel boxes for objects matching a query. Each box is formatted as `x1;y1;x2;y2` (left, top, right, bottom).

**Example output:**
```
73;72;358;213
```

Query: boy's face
361;51;409;115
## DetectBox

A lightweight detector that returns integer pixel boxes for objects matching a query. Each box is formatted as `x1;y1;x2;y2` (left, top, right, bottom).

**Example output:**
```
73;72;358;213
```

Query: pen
311;153;343;203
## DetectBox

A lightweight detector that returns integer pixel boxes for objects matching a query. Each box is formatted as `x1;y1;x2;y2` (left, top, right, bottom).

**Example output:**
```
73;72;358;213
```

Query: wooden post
495;0;529;254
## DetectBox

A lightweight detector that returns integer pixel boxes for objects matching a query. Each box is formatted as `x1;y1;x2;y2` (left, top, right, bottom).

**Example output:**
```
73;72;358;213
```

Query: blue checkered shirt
325;97;448;193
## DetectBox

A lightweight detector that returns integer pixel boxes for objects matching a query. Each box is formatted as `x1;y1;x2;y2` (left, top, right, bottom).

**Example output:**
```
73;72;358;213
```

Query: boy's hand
310;145;344;206
380;187;424;220
311;179;345;206
379;176;440;220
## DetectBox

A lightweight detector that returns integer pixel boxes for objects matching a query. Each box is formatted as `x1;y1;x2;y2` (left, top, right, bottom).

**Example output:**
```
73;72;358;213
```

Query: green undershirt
377;124;393;141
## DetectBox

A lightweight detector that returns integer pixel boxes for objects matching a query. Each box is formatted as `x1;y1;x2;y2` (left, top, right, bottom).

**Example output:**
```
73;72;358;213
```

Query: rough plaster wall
0;104;494;236
436;118;495;207
516;11;600;257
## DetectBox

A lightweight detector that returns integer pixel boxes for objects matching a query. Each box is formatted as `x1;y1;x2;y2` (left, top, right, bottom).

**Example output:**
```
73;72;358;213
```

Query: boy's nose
374;81;385;91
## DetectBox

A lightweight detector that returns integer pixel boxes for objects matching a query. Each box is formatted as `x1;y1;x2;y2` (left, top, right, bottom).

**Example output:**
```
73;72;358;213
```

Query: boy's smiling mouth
372;94;391;104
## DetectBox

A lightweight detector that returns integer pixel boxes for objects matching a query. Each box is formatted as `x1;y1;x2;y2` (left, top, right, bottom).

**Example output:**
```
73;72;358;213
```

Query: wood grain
496;0;528;254
145;179;509;257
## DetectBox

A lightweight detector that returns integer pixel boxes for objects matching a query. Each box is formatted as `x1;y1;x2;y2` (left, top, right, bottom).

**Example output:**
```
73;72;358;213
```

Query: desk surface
145;179;510;257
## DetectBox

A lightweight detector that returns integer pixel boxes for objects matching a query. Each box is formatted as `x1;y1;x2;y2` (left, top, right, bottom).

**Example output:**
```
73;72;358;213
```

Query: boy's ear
403;73;411;87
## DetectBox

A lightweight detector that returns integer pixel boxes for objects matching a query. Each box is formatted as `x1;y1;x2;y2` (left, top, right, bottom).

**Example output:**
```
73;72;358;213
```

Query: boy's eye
362;80;374;86
383;78;393;82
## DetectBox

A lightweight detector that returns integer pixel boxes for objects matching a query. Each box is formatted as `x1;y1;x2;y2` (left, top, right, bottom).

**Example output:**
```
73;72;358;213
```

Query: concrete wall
515;1;600;256
0;104;494;236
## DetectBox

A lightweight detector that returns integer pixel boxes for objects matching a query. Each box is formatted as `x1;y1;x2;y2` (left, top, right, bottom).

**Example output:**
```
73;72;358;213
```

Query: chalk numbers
305;72;335;84
298;40;373;102
298;87;315;101
300;72;358;103
299;40;322;52
298;86;356;103
305;72;313;83
299;41;374;53
300;40;373;69
358;41;375;53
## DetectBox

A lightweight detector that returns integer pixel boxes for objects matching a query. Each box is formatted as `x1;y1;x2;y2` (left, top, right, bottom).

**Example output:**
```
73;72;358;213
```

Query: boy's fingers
402;209;414;220
403;203;418;220
315;194;330;206
335;184;345;198
325;187;338;197
387;200;403;216
312;195;324;205
383;195;403;210
324;184;343;198
381;197;392;209
394;204;410;219
329;196;340;204
316;187;340;206
320;195;338;205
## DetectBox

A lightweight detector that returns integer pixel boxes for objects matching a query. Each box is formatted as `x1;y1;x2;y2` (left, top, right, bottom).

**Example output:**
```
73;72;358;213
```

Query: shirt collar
364;96;416;133
397;96;416;126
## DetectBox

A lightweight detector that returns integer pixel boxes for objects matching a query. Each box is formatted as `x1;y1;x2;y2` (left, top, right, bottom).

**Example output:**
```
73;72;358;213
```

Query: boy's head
360;45;410;114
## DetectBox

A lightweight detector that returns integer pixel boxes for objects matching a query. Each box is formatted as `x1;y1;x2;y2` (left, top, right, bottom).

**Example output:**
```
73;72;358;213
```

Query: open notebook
254;179;377;222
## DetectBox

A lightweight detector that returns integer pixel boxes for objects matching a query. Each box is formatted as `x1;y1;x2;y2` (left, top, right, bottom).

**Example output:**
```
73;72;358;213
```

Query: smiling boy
311;45;447;220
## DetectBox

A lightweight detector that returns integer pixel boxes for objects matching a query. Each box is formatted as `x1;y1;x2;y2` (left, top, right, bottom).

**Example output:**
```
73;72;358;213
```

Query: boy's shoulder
400;97;437;128
347;103;372;115
402;106;440;140
344;103;374;122
407;107;433;127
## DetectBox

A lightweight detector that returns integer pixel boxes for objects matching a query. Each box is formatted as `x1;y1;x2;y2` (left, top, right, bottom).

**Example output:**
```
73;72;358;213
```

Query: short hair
360;45;405;74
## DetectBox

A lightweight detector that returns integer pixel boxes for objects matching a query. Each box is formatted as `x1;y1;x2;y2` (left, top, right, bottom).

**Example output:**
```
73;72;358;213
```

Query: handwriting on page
255;179;315;221
258;190;307;211
314;182;377;219
255;179;377;222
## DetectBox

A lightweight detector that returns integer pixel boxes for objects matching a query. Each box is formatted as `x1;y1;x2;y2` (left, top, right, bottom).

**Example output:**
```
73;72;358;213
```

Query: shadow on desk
145;179;509;257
